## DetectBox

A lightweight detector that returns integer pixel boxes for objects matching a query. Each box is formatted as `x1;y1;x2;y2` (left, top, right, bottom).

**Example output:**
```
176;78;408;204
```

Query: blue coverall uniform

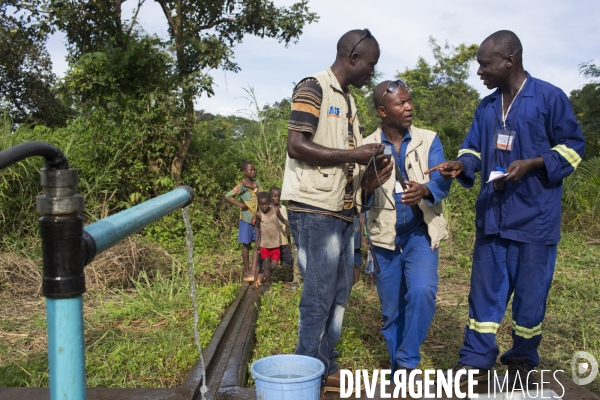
373;129;451;371
456;73;585;369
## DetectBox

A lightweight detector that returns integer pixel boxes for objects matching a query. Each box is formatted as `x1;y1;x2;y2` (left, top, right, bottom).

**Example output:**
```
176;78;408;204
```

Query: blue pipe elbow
83;186;194;264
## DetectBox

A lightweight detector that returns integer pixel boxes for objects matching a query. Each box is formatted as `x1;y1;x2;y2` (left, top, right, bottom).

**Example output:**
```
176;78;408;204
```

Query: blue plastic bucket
250;354;325;400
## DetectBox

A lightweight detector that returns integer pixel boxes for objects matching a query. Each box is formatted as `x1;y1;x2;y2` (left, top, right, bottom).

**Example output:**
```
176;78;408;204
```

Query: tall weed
239;87;288;191
0;121;46;249
562;157;600;232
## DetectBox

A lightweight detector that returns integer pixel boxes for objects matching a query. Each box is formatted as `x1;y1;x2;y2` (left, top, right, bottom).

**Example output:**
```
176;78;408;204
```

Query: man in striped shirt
281;29;393;394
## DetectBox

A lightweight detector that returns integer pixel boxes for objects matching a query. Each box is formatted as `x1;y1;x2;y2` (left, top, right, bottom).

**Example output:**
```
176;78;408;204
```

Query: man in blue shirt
427;30;585;389
361;79;451;374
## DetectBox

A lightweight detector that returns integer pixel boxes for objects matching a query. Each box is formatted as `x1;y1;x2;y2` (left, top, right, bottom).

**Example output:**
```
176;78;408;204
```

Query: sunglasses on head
376;79;409;108
348;28;373;59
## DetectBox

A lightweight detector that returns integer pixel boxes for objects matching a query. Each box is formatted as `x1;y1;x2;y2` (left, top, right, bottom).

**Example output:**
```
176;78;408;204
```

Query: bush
562;157;600;232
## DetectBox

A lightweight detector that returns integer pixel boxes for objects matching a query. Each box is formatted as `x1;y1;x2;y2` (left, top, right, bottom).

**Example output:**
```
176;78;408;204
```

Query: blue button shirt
380;129;451;244
457;72;585;244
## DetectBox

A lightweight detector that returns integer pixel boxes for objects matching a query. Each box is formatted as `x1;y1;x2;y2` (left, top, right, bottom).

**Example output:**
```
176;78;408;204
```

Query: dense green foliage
0;112;240;252
0;3;68;126
562;157;600;231
7;0;318;182
570;61;600;159
1;34;598;251
348;72;384;136
398;38;481;159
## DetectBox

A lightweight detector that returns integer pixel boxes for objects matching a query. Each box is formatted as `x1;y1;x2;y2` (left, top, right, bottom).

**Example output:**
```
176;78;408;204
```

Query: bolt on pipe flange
36;196;84;216
36;169;84;216
40;167;79;188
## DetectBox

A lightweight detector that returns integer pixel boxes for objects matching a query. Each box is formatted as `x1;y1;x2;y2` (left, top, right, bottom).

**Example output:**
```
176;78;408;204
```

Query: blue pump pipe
0;142;195;399
47;297;86;400
84;186;194;259
47;185;193;400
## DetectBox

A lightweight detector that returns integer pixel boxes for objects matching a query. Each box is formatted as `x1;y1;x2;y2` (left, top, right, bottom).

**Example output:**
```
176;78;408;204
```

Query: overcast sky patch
45;0;600;116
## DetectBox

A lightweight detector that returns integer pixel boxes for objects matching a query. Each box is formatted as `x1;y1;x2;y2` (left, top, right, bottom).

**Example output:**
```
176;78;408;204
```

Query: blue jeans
459;236;557;369
353;216;363;265
288;210;354;378
373;229;439;371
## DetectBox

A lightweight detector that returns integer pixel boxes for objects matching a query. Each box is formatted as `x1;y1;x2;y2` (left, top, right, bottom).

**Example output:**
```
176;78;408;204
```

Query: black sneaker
507;358;535;390
451;362;490;389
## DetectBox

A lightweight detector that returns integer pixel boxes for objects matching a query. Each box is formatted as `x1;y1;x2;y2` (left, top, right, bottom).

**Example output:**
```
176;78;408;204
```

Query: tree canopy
8;0;318;182
570;61;600;159
0;3;68;126
152;0;318;181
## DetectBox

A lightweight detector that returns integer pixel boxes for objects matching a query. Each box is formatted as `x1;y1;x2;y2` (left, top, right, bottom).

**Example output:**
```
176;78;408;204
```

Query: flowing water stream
182;206;208;399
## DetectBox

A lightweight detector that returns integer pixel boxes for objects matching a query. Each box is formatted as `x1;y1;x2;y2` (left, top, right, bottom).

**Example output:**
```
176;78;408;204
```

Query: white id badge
494;129;515;151
395;180;403;193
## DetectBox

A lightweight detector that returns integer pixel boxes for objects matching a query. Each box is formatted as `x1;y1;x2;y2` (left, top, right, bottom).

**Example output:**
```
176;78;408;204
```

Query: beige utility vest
281;67;363;211
362;126;448;250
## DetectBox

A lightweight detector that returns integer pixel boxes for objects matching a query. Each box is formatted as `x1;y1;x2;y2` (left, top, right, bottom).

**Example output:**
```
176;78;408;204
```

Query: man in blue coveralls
361;79;451;374
427;30;585;389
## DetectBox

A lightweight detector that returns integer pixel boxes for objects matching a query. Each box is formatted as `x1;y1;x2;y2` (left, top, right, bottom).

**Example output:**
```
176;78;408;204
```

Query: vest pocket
313;166;337;191
369;215;382;234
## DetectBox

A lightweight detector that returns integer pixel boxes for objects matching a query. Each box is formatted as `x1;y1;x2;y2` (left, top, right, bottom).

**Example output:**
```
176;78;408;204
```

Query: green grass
250;280;388;384
540;233;600;394
0;255;240;388
84;265;238;388
252;282;299;359
250;231;600;395
1;213;598;394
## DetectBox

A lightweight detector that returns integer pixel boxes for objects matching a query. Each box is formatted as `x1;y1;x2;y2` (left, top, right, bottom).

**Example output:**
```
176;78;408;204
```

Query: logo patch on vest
327;106;342;118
